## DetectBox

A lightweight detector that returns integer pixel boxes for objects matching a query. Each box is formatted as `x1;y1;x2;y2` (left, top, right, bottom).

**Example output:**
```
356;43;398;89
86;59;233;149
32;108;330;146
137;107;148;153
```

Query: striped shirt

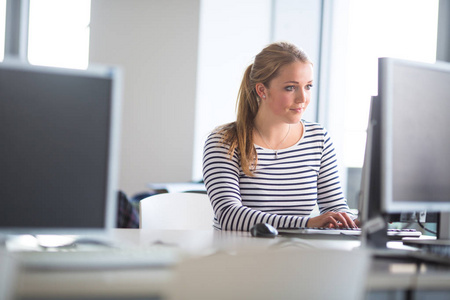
202;120;354;231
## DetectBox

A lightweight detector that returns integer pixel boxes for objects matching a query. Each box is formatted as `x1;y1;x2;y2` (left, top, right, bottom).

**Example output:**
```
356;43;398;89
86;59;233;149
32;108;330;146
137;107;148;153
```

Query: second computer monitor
378;57;450;213
0;61;122;235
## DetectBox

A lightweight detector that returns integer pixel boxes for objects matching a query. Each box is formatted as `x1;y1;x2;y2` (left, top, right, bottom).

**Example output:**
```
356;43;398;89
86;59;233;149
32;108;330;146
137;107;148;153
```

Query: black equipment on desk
358;57;450;256
0;61;122;235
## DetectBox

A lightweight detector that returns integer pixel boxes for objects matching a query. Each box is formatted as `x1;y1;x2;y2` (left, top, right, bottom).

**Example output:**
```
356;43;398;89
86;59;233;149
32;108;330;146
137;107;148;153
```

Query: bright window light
28;0;91;69
0;0;6;62
343;0;439;168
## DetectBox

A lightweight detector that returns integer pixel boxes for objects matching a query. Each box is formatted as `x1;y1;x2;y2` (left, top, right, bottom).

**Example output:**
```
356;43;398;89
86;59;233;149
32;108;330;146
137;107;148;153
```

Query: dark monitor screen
0;62;121;234
378;58;450;213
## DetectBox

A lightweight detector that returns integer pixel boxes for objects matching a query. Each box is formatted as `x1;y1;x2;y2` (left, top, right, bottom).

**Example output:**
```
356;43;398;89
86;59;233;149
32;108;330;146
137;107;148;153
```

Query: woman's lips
291;107;305;113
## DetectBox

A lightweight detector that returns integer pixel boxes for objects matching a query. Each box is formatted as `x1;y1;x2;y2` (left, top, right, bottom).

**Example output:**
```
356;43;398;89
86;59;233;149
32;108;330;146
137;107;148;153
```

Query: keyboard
277;227;421;238
14;246;181;271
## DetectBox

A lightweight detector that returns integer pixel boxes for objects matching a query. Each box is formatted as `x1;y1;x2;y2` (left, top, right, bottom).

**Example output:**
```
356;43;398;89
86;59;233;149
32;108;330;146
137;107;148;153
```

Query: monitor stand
439;212;450;240
360;215;389;249
399;213;450;265
403;212;450;248
361;213;450;265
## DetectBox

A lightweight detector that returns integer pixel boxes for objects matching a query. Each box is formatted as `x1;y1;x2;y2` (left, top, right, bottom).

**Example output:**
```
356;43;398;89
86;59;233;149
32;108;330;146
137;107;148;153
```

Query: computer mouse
250;223;278;238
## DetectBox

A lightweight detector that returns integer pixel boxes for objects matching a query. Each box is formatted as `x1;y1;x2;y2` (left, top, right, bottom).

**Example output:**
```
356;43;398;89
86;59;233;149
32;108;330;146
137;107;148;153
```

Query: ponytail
218;64;259;176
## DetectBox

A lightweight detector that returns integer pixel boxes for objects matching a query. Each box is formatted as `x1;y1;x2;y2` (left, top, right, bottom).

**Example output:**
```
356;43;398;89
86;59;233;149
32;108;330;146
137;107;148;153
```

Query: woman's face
259;61;313;124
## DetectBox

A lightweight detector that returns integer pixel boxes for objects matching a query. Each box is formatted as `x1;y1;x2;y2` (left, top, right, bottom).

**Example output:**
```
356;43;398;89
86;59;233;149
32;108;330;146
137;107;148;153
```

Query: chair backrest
139;192;214;230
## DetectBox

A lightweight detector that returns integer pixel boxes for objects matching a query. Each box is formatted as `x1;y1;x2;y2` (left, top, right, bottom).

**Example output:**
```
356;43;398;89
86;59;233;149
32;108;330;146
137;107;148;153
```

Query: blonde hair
217;41;312;176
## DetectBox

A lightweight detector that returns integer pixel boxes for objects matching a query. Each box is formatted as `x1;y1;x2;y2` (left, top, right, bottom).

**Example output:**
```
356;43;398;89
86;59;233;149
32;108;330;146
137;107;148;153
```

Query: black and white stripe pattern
203;120;354;231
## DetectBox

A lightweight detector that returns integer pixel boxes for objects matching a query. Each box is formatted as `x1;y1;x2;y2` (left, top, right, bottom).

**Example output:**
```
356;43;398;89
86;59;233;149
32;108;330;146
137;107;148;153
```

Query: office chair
139;192;214;230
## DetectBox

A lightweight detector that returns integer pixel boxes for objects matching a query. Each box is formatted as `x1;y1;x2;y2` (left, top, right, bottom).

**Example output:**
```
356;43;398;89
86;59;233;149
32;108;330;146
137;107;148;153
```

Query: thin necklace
255;124;291;159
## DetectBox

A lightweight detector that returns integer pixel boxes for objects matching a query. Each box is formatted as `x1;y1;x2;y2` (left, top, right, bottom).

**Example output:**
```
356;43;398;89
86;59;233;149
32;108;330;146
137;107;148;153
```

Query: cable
416;214;437;236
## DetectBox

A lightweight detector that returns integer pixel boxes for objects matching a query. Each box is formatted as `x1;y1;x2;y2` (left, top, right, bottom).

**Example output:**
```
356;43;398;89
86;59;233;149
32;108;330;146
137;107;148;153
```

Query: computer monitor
378;57;450;214
360;57;450;247
0;61;122;236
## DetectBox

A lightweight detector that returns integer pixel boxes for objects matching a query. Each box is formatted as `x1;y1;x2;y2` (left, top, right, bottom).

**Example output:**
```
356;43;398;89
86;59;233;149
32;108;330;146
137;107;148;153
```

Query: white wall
89;0;327;196
272;0;322;123
89;0;200;196
192;0;272;181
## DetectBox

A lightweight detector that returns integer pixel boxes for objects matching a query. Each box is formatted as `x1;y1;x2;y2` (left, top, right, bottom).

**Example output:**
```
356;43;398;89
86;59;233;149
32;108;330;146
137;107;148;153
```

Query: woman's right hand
307;211;358;229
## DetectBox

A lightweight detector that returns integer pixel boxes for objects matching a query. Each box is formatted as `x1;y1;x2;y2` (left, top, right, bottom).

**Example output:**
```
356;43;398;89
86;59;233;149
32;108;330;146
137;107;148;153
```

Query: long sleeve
316;130;356;218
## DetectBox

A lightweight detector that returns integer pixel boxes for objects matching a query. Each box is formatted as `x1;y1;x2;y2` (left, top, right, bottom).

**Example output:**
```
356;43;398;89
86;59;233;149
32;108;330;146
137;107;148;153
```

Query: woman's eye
285;86;295;91
306;84;314;90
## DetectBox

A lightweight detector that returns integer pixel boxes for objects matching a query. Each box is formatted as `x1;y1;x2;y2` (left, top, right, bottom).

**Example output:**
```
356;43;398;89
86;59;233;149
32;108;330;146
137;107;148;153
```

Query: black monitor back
0;62;121;234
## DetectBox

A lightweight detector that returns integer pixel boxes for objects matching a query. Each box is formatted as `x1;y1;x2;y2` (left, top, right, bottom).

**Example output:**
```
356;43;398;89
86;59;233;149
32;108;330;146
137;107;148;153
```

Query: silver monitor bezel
379;57;450;213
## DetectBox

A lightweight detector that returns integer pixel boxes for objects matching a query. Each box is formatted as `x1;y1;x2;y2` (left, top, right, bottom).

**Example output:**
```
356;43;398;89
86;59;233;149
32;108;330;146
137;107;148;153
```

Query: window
0;0;6;61
27;0;91;69
344;0;439;167
327;0;439;206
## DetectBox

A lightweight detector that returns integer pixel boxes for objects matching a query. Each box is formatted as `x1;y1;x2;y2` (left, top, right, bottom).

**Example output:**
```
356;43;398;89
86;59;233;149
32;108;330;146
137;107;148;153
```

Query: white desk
9;229;450;300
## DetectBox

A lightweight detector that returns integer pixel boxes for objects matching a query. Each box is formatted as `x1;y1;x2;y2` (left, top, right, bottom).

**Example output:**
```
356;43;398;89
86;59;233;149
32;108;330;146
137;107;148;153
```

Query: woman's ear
255;83;266;99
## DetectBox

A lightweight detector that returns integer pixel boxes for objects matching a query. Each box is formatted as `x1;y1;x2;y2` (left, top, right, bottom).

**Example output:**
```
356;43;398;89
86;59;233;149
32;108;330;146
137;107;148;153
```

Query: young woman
202;42;358;231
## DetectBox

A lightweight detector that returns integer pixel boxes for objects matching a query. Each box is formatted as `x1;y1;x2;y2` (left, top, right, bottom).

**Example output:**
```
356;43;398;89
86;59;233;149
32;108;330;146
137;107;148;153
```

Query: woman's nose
295;90;307;103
